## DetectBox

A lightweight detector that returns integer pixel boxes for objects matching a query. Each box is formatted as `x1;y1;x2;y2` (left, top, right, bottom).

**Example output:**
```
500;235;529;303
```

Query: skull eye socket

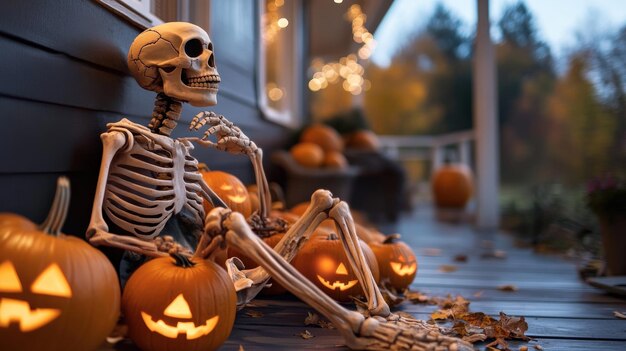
184;38;204;58
161;66;176;73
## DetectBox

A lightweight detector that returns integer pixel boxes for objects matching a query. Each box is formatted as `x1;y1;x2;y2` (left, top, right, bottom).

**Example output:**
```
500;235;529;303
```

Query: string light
308;5;376;95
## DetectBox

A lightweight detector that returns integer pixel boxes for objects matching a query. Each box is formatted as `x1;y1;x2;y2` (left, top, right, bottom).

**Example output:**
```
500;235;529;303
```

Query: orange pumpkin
300;124;344;152
369;234;417;290
0;177;120;351
431;162;473;208
345;130;380;151
200;166;253;218
292;233;379;302
290;142;324;168
123;253;236;351
323;151;348;169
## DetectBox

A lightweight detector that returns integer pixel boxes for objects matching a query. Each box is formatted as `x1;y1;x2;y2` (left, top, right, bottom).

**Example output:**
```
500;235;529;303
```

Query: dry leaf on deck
473;291;484;298
439;264;458;273
318;320;335;329
297;330;315;339
431;309;453;320
245;310;264;318
454;254;468;262
613;311;626;319
534;345;543;350
498;284;519;292
486;337;509;350
238;345;245;351
405;290;431;304
304;312;320;326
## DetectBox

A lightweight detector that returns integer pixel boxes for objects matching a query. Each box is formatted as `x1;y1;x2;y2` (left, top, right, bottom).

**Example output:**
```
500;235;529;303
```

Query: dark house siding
0;1;291;236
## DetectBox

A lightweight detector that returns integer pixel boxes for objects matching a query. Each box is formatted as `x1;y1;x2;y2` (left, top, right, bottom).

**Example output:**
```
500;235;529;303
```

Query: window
258;0;303;127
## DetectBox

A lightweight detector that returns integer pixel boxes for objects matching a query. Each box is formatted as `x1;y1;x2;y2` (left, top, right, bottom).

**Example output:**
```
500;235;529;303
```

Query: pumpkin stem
171;252;196;268
198;163;210;172
327;232;339;241
383;233;402;244
39;176;70;236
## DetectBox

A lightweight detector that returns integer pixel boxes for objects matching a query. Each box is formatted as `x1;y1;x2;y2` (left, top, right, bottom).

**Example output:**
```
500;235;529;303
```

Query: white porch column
474;0;499;229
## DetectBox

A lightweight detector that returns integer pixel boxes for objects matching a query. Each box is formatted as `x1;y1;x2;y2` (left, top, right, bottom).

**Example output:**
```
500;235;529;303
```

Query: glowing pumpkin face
123;253;236;351
0;178;120;351
141;293;219;340
200;168;253;217
292;234;379;302
0;261;72;332
369;235;418;291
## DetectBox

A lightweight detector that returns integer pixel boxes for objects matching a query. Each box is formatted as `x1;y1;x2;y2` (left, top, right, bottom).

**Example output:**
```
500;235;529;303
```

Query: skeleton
86;22;472;351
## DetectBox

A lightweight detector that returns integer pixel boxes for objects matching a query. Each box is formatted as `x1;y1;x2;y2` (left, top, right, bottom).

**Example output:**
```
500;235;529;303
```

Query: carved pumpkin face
141;293;219;340
292;233;379;302
200;168;253;218
0;261;72;332
0;177;120;351
369;236;418;290
123;254;236;351
0;222;120;351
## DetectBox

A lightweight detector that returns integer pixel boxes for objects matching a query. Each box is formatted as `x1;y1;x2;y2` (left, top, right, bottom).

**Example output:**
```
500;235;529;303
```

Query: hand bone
189;112;258;155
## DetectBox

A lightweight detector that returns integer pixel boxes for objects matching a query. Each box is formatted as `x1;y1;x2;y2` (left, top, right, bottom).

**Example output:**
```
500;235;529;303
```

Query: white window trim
257;0;303;128
96;0;163;29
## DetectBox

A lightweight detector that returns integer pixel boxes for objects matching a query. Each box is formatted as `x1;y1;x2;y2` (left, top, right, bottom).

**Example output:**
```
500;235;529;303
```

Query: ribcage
103;135;205;239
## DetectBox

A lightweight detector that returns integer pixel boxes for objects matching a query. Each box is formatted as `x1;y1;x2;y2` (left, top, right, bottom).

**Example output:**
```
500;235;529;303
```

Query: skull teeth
187;75;221;83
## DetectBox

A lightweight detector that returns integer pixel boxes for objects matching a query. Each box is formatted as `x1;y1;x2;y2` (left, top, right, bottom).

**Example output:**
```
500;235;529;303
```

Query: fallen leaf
304;312;320;326
473;291;484;298
498;284;519;292
439;264;458;273
423;248;442;256
379;285;405;307
534;345;543;350
245;310;264;318
405;290;431;304
613;311;626;319
431;309;453;320
318;320;335;329
238;345;245;351
481;250;507;259
297;330;315;339
454;254;468;262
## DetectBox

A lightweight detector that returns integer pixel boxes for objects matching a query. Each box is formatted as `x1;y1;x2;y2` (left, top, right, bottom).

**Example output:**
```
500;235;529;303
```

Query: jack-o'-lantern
199;164;253;218
292;233;379;302
0;177;120;351
369;234;417;290
123;253;236;351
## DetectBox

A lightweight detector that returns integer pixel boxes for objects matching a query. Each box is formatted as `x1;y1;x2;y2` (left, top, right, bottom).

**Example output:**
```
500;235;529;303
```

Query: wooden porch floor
111;205;626;350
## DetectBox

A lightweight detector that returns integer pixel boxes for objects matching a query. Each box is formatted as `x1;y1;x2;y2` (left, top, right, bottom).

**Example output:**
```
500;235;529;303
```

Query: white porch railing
378;129;475;172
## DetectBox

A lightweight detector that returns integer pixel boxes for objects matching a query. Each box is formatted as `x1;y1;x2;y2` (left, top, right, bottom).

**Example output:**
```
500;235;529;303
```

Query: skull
127;22;220;107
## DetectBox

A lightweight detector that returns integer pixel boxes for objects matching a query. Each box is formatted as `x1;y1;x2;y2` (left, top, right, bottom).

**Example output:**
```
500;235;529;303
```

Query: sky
371;0;626;67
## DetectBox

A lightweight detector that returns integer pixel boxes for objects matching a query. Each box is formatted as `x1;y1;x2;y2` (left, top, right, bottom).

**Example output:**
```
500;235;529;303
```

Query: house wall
0;1;291;236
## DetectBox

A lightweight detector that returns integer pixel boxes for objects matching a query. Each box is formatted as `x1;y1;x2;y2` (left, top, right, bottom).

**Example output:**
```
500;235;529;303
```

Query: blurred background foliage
310;1;625;253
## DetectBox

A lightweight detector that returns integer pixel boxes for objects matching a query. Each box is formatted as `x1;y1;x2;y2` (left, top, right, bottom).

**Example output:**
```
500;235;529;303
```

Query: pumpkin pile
0;177;120;351
290;124;348;169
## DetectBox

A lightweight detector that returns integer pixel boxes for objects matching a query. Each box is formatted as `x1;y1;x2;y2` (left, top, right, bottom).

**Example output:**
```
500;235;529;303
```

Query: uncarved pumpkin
290;142;324;168
345;130;380;151
431;162;473;208
200;166;253;218
0;177;120;351
123;253;236;351
369;234;417;290
300;124;344;152
323;151;349;169
292;233;379;302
